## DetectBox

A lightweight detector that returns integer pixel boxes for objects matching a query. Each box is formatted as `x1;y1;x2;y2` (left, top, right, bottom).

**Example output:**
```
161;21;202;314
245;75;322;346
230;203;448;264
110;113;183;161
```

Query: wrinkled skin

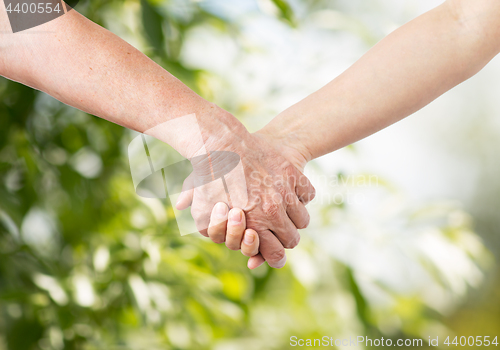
176;126;315;269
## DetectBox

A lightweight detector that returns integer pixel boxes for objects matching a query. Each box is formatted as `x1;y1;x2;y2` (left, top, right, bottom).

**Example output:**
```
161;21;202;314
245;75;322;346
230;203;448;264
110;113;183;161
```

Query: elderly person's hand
175;114;315;269
0;3;314;270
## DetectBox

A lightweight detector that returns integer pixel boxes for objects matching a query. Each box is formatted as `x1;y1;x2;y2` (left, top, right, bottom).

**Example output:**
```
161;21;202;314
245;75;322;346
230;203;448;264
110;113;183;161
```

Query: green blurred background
1;0;499;349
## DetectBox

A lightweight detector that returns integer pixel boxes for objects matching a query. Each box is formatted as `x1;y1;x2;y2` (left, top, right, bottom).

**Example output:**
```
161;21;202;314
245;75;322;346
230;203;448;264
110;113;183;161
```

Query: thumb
247;253;266;270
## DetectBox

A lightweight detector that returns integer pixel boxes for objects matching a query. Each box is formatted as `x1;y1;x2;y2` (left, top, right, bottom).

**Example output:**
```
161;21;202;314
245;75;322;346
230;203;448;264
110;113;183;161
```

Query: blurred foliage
0;0;495;349
270;0;296;26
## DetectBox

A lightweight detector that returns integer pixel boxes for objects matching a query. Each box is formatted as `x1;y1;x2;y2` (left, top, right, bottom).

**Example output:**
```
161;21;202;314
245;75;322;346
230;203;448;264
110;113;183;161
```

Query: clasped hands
174;107;315;269
3;0;494;271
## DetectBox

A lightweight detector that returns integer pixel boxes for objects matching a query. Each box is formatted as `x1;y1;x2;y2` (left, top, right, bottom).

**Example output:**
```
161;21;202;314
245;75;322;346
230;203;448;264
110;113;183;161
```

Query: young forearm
260;0;500;162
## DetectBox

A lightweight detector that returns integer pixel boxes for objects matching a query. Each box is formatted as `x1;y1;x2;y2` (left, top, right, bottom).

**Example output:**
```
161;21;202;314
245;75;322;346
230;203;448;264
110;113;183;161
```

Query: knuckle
267;249;286;263
309;185;316;201
300;215;311;229
226;241;240;251
283;164;295;177
225;229;243;249
283;234;300;249
210;236;225;244
226;229;241;240
207;228;224;243
298;173;309;186
296;212;310;229
284;192;296;206
287;168;299;187
276;184;287;198
263;201;280;219
299;184;316;204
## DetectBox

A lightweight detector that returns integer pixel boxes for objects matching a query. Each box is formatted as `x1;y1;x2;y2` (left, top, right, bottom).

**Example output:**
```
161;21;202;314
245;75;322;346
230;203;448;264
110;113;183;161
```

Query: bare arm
258;0;500;164
0;6;315;268
0;7;241;158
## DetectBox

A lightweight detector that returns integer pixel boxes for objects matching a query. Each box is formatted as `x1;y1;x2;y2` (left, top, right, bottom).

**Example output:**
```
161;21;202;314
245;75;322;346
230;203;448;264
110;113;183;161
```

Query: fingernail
214;202;228;218
229;209;242;225
243;231;254;244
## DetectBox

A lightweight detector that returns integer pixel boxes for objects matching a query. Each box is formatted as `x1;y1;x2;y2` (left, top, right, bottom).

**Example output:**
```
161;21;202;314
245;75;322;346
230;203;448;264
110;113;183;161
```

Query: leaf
141;0;165;55
271;0;296;27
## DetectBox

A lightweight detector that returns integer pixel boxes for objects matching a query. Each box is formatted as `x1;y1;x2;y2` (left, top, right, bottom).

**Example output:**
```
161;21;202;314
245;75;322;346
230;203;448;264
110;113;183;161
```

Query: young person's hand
0;9;316;270
206;204;262;266
175;123;315;269
198;0;500;270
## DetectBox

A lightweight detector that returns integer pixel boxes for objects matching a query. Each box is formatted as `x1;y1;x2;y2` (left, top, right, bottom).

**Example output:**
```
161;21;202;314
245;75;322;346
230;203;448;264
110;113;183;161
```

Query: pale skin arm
211;0;500;269
258;0;500;165
0;5;315;268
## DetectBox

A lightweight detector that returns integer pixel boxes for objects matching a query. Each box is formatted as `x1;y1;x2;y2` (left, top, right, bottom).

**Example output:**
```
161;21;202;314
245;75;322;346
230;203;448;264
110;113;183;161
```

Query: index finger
293;168;315;205
257;229;287;268
241;228;259;257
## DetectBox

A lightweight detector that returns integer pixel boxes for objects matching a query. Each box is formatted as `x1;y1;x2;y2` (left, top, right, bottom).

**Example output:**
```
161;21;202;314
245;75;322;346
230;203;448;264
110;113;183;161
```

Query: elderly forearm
260;0;500;161
0;9;246;157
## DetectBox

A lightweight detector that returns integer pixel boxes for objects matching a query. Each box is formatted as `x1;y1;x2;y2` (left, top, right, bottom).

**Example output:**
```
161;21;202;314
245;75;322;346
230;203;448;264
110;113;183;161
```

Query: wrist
196;103;251;156
256;114;313;172
144;100;249;160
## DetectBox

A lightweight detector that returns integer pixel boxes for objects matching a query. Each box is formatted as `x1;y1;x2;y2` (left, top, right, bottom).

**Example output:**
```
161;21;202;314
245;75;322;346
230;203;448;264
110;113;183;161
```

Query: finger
293;168;316;205
248;253;265;269
175;173;195;210
207;202;229;243
241;229;259;257
285;196;310;229
191;177;228;238
258;229;287;268
192;205;211;237
225;208;246;250
263;201;300;249
175;189;193;210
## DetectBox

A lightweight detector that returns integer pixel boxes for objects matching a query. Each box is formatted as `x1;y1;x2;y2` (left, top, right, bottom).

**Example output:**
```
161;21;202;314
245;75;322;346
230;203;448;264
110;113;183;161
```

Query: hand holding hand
176;118;315;268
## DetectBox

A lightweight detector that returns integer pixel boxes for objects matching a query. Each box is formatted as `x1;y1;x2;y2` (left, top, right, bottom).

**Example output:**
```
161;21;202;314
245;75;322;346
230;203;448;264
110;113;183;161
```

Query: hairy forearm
260;0;500;162
0;8;246;157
